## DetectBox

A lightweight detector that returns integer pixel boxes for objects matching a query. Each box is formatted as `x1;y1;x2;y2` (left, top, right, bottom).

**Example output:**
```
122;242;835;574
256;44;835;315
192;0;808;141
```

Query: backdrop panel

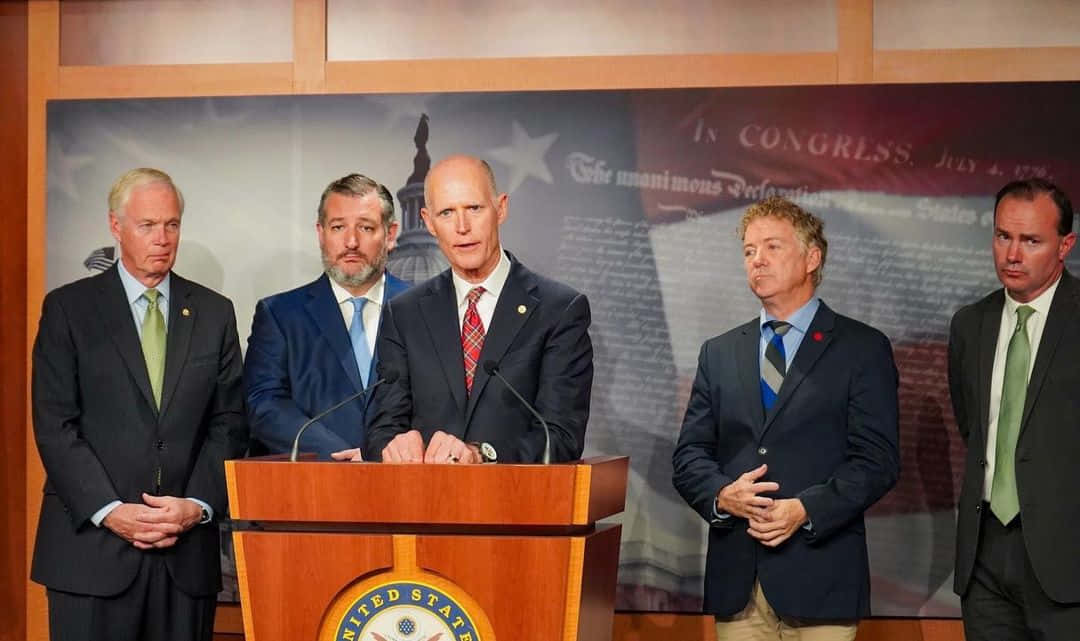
45;82;1080;616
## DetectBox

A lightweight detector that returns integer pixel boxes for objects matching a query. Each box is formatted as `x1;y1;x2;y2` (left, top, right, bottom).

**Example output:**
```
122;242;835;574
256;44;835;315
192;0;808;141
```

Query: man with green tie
30;168;247;641
949;178;1080;641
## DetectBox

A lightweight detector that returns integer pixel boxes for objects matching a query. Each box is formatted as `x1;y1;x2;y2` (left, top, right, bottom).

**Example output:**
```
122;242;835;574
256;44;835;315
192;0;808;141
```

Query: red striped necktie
462;286;486;394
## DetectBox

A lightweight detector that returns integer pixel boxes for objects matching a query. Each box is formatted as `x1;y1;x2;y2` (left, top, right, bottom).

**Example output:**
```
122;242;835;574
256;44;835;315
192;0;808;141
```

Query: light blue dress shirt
91;261;212;527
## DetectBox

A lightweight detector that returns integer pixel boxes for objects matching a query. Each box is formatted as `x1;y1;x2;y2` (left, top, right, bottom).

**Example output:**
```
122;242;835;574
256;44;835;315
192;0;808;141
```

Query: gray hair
108;168;185;219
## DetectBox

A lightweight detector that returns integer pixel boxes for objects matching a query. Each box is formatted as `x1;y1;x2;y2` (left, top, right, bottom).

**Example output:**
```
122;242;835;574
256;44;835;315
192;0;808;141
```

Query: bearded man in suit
244;173;408;460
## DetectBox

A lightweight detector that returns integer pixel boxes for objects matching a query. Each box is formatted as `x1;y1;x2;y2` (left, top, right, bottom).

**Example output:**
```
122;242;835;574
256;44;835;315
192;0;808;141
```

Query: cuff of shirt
91;500;123;527
186;498;213;524
710;500;732;525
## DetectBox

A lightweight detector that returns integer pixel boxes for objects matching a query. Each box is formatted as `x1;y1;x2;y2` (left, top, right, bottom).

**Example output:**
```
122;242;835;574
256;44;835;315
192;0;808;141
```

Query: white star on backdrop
486;121;559;193
47;137;95;202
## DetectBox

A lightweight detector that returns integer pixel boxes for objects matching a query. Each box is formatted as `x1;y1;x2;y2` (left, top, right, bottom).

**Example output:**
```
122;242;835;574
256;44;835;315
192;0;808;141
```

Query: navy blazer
244;272;410;458
365;253;593;463
672;301;899;619
31;266;247;597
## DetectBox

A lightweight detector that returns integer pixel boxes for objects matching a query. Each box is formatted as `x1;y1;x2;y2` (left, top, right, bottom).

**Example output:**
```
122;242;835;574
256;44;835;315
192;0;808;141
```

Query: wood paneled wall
19;0;1080;639
0;3;28;641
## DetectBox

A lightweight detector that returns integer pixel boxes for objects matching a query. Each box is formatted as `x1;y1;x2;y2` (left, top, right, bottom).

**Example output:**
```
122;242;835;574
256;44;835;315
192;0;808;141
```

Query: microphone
482;360;551;464
289;369;400;462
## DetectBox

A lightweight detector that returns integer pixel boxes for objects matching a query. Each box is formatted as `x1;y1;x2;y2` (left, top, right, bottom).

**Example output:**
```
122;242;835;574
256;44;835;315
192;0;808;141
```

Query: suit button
757;447;768;456
975;504;982;512
978;459;987;467
156;440;165;450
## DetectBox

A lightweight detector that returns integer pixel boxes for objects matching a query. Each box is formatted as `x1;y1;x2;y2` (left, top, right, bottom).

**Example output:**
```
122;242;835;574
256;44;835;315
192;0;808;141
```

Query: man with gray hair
31;167;247;640
244;173;410;459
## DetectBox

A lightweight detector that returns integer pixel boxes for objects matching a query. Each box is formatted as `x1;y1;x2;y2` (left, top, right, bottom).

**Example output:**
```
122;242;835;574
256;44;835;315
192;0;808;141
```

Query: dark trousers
962;509;1080;641
46;555;215;641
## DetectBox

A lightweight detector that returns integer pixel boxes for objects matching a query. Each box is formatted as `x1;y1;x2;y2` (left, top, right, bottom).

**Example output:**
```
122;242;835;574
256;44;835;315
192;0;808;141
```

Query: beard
323;243;388;290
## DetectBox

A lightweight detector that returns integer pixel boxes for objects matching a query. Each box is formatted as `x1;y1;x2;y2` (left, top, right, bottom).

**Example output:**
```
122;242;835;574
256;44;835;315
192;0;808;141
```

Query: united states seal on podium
319;572;494;641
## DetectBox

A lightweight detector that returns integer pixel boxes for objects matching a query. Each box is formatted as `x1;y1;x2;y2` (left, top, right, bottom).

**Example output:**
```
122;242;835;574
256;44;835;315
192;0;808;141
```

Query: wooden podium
225;456;628;641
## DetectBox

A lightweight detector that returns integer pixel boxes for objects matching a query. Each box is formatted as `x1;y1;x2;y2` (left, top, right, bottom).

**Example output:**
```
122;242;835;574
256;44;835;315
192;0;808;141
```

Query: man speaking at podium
364;154;593;464
243;173;408;460
30;168;247;641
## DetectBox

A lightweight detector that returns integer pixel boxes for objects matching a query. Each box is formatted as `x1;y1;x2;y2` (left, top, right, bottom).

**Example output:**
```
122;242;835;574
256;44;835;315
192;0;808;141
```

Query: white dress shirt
93;261;211;527
451;249;511;332
983;275;1061;501
329;272;386;356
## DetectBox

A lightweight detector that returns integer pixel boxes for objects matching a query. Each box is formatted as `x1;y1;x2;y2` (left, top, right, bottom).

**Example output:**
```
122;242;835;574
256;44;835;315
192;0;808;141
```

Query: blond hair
738;196;827;287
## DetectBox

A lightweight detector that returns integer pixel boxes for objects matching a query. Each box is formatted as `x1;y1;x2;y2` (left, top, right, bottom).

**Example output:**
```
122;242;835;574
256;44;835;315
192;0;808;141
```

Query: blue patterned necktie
760;321;791;411
349;297;371;388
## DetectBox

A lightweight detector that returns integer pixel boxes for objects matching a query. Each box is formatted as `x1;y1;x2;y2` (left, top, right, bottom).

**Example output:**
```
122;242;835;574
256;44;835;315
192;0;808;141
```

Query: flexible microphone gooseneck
289;369;400;462
482;360;551;464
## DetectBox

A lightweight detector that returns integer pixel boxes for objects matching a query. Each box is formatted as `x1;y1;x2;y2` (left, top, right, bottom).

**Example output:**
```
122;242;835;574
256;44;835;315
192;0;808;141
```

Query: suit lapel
101;267;157;413
1020;273;1079;436
761;302;836;436
976;292;1004;440
419;273;468;417
465;262;539;427
306;275;364;393
735;321;766;435
159;274;194;417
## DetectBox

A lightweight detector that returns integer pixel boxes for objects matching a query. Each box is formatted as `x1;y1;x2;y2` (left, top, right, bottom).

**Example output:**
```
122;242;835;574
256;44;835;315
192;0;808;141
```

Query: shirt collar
328;272;386;307
760;296;820;335
1004;274;1060;320
452;248;511;307
116;258;171;307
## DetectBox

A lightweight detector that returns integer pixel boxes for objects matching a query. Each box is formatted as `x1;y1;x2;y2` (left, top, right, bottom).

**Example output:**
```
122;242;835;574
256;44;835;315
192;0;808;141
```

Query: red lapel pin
813;331;824;342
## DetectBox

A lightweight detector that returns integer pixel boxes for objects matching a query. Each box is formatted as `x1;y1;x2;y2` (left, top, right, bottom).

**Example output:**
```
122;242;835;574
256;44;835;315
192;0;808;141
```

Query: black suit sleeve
32;292;120;527
182;300;247;515
496;292;593;463
672;340;736;524
947;310;971;444
364;300;413;459
796;330;900;542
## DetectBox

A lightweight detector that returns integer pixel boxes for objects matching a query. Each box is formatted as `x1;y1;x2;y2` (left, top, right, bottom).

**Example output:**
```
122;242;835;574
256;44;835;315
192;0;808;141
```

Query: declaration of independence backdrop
45;82;1079;617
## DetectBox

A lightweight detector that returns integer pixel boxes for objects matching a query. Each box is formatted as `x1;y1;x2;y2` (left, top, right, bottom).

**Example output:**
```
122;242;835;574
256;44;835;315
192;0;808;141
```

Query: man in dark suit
244;174;409;460
672;197;899;640
949;178;1080;641
365;154;592;464
31;168;247;641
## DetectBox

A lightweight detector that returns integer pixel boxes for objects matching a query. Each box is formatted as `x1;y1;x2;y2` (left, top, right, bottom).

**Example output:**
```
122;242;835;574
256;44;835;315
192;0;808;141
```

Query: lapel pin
182;308;191;317
813;331;823;341
517;305;527;314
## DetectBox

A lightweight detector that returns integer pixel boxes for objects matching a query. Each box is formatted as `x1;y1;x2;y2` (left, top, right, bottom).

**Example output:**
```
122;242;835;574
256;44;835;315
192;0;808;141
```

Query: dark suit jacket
365;254;593;463
672;301;900;619
949;270;1080;603
244;272;410;458
30;266;247;598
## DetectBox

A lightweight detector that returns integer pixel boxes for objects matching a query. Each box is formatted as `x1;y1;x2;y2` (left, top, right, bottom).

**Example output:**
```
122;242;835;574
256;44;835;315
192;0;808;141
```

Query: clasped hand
102;493;203;550
716;464;808;548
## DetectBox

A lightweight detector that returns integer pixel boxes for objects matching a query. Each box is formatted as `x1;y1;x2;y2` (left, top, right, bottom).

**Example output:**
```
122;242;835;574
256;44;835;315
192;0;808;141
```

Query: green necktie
141;289;166;409
991;304;1035;525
